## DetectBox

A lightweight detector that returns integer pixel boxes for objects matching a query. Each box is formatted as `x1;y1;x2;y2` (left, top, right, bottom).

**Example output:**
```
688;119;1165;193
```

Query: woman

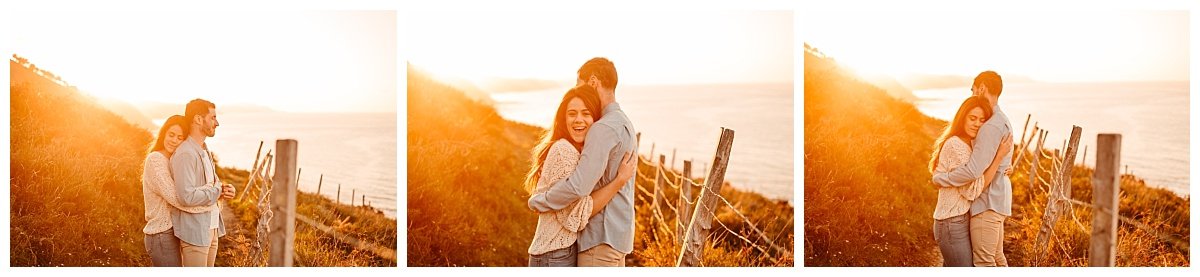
928;96;1012;267
141;115;216;266
524;85;637;267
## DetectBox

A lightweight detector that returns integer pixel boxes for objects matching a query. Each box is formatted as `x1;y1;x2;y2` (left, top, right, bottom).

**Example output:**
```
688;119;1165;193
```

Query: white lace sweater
141;151;216;234
932;137;989;220
527;139;595;255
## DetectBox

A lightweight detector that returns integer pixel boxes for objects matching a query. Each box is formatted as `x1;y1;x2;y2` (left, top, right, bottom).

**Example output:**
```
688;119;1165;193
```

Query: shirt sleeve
527;123;619;212
933;122;1006;187
148;154;215;213
170;147;220;207
533;140;594;230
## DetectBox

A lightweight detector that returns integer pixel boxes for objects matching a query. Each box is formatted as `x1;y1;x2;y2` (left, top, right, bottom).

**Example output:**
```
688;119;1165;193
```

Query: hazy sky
11;10;397;113
405;10;794;86
804;10;1189;82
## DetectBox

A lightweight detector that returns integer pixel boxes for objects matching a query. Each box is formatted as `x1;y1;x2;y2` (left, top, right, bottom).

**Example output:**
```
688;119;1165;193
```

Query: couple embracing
140;99;236;267
523;57;639;267
929;71;1017;267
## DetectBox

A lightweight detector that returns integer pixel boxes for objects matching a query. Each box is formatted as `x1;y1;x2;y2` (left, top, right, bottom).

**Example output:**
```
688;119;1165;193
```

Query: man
528;57;637;266
932;71;1013;266
171;98;236;267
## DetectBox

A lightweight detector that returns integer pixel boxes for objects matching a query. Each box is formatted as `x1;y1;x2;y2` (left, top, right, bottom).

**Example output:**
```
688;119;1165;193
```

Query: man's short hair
577;57;618;91
184;98;216;124
973;71;1003;98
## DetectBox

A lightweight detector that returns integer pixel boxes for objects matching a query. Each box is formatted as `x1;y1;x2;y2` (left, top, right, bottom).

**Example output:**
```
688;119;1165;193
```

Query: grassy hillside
215;168;398;267
803;45;946;266
11;58;153;266
803;44;1190;266
407;64;794;266
10;57;396;266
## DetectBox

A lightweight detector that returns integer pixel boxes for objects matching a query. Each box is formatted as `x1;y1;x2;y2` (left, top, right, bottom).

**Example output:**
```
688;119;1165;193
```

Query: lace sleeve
943;139;989;200
539;140;593;231
148;153;215;214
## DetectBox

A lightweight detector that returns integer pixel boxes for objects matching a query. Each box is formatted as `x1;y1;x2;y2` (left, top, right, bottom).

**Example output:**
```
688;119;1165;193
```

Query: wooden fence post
636;133;642;157
352;189;356;207
677;160;693;247
1015;123;1037;168
337;184;341;206
317;174;323;196
237;151;271;201
1081;145;1088;167
1029;130;1046;189
650;143;656;163
1016;115;1031;161
1034;126;1082;263
652;155;667;241
269;139;298;267
1090;134;1121;267
240;141;264;199
671;148;677;171
677;128;734;267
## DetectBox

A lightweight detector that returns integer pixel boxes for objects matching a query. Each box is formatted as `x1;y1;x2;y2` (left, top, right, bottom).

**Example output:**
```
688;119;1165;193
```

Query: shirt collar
603;102;621;115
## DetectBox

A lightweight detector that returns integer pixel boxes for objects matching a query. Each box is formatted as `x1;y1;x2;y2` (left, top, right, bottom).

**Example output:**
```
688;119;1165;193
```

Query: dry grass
802;44;1189;267
216;167;398;267
10;60;154;266
10;58;397;267
406;64;794;266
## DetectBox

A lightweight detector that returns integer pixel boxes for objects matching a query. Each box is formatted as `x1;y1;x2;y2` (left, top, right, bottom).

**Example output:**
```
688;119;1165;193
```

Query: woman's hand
612;152;637;186
995;134;1013;160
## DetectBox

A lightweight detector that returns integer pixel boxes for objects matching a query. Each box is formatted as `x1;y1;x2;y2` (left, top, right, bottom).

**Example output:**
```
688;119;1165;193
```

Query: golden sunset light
804;10;1188;82
10;10;397;112
405;10;793;86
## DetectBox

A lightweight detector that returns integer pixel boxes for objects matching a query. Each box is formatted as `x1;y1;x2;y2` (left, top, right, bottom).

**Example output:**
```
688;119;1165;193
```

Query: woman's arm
147;154;215;213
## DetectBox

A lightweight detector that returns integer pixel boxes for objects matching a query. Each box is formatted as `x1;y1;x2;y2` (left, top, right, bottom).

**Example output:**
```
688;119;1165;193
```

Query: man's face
201;108;219;137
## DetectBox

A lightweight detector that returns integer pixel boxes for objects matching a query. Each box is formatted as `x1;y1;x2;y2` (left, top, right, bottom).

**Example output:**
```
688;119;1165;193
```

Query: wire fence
635;129;792;266
236;140;397;266
1010;115;1189;266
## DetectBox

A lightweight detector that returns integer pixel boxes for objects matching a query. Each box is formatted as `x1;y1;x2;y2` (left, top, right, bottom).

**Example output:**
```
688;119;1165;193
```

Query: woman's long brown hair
929;96;993;173
522;85;604;193
147;115;190;155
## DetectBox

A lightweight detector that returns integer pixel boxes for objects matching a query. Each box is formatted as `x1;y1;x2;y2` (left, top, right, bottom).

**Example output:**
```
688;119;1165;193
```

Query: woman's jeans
144;229;182;267
934;213;973;267
529;243;579;267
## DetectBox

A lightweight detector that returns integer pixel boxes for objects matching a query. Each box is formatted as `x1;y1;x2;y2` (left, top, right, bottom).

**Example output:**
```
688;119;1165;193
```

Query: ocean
157;112;398;218
491;83;795;202
913;81;1189;196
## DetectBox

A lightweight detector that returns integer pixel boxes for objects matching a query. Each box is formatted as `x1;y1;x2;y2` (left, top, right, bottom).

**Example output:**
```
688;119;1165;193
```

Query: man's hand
220;182;236;199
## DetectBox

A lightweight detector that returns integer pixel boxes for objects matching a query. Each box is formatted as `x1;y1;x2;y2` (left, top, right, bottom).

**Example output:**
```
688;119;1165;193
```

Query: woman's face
164;125;186;154
964;107;986;139
564;97;595;144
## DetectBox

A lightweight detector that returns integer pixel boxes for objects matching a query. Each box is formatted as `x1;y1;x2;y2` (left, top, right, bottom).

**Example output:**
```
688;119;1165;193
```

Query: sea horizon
490;83;795;203
153;111;399;218
913;81;1189;196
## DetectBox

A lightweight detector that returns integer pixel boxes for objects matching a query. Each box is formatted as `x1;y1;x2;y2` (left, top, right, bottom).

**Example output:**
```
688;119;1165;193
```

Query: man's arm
933;124;1005;187
527;123;619;212
171;149;220;207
